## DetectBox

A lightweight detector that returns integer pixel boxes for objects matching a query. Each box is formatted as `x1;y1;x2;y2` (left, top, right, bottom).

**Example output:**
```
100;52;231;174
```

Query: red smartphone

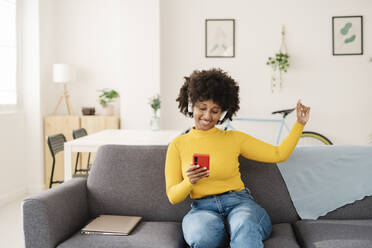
193;153;210;177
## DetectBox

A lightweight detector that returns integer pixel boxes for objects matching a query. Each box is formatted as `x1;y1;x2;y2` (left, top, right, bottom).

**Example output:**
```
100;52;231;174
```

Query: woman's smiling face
193;99;223;131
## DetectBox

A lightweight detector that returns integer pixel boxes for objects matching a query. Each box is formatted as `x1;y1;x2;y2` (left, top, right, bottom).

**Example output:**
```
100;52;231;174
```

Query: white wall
0;113;27;206
48;0;122;117
23;0;44;194
119;0;160;129
160;0;372;145
0;0;43;206
44;0;160;129
40;0;56;117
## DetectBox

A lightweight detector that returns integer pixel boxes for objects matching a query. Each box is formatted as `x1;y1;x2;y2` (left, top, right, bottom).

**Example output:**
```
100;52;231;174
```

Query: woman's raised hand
186;162;209;184
296;100;310;125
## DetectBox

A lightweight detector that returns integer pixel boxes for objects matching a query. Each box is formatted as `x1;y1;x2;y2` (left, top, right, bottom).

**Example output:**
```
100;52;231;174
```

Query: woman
165;68;310;248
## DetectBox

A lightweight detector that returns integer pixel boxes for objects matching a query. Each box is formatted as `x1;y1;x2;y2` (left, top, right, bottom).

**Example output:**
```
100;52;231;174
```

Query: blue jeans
182;188;272;248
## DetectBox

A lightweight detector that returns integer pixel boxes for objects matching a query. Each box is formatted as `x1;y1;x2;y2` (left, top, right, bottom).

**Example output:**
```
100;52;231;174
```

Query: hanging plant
266;25;290;92
266;53;290;72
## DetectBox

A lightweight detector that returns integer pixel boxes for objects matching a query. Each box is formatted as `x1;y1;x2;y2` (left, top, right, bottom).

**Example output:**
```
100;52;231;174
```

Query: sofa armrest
22;178;90;248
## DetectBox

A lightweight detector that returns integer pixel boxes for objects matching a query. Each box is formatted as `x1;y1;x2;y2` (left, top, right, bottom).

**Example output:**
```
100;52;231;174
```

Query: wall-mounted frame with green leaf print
332;16;363;55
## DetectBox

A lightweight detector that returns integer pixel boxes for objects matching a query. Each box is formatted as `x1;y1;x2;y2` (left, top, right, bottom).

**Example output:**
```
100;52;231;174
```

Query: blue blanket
277;145;372;220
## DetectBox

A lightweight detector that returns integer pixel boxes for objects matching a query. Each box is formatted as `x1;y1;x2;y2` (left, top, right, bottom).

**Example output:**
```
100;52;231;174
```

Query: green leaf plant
266;53;290;72
149;94;161;115
98;88;120;108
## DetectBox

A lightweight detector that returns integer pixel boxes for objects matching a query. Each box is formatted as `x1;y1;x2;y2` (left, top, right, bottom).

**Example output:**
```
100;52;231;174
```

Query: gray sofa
23;145;372;248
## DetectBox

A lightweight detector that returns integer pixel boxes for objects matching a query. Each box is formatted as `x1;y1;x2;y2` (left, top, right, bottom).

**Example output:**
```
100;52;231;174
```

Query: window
0;0;17;106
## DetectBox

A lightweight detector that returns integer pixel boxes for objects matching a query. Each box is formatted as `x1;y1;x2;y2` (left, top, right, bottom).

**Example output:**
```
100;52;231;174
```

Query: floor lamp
52;64;74;115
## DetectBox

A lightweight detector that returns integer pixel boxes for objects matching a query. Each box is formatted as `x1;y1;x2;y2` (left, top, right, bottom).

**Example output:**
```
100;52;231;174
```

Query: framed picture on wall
205;19;235;58
332;16;363;55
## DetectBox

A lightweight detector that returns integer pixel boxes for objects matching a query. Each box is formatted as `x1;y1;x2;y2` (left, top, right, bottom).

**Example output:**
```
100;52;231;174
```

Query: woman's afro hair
176;68;240;124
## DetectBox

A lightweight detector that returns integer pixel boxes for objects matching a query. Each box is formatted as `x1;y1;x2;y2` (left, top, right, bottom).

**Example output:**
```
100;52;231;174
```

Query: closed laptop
81;215;142;236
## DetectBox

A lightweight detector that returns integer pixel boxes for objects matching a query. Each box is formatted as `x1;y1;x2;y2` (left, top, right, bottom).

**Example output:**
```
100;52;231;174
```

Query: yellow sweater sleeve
239;121;304;163
165;141;192;204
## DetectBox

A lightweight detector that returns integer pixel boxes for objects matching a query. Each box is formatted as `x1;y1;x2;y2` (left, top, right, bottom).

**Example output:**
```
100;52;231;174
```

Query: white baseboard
0;188;28;208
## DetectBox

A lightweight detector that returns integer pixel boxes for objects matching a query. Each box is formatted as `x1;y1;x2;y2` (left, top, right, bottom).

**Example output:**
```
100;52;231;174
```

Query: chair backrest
47;133;66;157
72;128;88;139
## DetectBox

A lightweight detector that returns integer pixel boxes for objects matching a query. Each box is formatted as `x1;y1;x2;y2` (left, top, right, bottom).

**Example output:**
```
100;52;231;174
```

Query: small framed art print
205;19;235;58
332;16;363;55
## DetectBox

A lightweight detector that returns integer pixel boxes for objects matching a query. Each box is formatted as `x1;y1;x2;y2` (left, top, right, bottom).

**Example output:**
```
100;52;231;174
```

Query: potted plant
266;53;290;72
98;88;120;115
148;94;161;130
266;25;291;92
266;52;290;92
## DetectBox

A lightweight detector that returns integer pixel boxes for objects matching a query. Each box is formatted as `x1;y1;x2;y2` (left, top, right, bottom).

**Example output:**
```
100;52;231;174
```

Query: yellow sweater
165;121;304;204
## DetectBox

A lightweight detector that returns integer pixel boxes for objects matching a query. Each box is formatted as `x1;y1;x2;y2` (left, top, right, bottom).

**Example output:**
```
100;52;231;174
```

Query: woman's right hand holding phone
186;162;209;184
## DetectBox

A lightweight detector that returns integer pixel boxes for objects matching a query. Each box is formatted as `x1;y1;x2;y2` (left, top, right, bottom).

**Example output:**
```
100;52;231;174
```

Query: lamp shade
53;64;72;83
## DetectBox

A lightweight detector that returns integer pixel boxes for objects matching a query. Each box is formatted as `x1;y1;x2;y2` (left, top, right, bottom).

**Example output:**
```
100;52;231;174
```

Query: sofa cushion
263;223;301;248
57;221;185;248
320;195;372;220
239;156;300;224
87;145;192;222
294;219;372;248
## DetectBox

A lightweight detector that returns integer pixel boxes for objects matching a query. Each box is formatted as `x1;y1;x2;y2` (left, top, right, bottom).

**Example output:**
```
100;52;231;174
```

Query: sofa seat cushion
294;219;372;248
263;223;301;248
57;221;185;248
